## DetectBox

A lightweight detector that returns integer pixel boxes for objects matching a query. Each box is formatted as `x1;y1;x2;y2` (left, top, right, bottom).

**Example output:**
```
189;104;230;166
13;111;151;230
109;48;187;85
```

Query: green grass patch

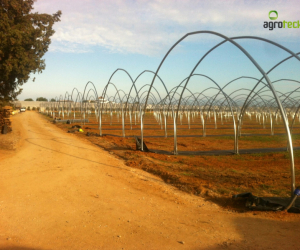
180;172;194;176
217;187;231;195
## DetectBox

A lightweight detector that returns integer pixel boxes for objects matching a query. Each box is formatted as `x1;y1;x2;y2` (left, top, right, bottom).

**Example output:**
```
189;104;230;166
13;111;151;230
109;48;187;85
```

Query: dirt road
0;112;299;250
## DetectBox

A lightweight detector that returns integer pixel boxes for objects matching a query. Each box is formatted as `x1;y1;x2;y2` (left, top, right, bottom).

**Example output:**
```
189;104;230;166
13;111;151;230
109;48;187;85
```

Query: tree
36;97;47;101
24;98;33;101
0;0;61;105
50;98;56;102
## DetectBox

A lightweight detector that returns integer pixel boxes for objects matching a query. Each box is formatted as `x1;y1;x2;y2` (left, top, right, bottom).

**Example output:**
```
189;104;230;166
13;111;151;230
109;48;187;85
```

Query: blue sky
19;0;300;101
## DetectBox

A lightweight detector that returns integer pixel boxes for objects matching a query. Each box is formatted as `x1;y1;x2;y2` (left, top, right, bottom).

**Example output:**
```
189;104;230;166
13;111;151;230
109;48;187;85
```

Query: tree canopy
24;98;33;101
0;0;61;105
36;97;47;101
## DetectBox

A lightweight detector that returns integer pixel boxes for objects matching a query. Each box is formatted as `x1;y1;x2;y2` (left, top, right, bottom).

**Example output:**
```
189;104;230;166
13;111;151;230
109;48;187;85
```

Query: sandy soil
0;112;299;250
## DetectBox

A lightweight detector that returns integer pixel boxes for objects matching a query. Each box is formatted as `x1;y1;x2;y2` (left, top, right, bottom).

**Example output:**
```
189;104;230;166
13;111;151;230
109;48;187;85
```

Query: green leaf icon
269;10;278;20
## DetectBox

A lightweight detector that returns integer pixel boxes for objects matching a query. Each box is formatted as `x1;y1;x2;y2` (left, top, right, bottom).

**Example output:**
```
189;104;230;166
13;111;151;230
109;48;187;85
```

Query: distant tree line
24;97;48;101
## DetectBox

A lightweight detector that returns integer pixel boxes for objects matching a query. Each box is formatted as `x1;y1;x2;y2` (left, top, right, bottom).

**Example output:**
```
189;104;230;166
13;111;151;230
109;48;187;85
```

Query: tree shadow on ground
205;215;300;250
